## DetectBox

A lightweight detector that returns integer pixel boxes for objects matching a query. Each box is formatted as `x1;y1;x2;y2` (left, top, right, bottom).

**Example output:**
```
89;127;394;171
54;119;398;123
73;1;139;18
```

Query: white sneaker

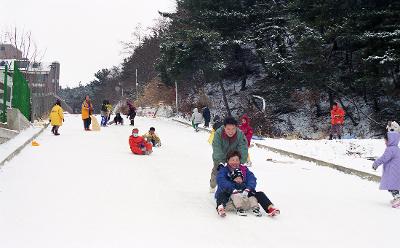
217;205;226;217
209;187;216;193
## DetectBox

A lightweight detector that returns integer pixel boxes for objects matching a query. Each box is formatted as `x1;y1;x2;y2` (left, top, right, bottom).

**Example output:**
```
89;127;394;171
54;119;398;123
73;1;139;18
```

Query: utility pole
175;80;178;114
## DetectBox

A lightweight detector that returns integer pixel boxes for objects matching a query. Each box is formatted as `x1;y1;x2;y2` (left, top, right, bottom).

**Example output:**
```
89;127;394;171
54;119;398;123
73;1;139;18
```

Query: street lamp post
135;68;138;101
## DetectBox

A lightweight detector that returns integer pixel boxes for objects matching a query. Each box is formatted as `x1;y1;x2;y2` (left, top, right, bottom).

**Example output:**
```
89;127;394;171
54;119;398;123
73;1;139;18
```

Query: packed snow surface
0;115;398;248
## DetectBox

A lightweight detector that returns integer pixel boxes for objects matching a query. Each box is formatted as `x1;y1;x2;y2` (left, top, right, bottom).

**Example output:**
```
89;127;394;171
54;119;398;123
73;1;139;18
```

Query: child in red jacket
239;114;253;146
129;128;153;155
239;114;253;166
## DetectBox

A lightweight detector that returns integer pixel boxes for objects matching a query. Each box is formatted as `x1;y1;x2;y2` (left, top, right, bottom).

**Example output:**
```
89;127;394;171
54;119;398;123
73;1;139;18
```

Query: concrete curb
253;143;381;182
0;123;49;167
172;118;381;183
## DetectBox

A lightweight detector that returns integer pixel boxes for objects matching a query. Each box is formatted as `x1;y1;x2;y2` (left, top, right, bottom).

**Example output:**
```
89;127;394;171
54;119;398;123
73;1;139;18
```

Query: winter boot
51;126;55;134
252;207;262;217
236;208;247;216
267;207;280;217
329;134;333;140
217;205;226;217
130;119;135;126
391;197;400;208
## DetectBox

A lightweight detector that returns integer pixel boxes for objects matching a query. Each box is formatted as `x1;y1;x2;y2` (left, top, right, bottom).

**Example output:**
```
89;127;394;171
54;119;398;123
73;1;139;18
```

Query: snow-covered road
0;114;398;248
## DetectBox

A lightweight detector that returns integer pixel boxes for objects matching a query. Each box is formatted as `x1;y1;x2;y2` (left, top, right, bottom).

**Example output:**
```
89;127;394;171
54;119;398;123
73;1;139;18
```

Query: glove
241;189;250;198
232;189;240;194
372;164;378;170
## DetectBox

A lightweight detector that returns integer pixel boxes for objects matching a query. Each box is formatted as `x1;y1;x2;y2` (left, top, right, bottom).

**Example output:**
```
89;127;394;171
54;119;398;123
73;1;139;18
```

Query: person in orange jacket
330;102;345;140
129;128;153;155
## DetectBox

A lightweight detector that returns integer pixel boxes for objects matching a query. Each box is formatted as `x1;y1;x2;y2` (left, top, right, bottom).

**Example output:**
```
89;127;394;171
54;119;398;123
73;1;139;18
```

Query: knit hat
230;168;243;181
132;128;139;137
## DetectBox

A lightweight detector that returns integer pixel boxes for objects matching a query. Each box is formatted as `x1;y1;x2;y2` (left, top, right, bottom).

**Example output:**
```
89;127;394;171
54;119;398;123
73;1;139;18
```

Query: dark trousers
101;116;108;126
216;190;231;208
251;191;273;213
389;190;400;197
83;118;91;130
204;120;210;128
51;125;59;134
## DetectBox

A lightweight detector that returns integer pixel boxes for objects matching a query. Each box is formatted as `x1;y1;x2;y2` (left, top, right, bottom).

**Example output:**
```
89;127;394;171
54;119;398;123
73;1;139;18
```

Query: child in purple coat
372;131;400;208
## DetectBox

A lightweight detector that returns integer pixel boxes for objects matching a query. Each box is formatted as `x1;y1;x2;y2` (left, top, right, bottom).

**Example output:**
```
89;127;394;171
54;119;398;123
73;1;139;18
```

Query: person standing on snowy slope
216;151;280;217
202;106;211;128
127;101;136;126
129;128;153;155
191;108;203;132
239;114;253;147
329;102;345;140
239;114;254;166
100;100;109;127
81;95;93;131
372;131;400;208
49;99;64;136
210;117;248;192
106;101;113;123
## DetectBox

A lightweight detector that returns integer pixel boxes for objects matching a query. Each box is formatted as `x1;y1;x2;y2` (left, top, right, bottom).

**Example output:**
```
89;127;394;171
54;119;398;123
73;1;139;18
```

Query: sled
252;135;265;140
90;115;101;131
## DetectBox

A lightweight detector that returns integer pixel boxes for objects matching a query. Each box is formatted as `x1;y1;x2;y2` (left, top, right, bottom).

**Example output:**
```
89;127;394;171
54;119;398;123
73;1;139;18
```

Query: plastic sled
90;115;101;131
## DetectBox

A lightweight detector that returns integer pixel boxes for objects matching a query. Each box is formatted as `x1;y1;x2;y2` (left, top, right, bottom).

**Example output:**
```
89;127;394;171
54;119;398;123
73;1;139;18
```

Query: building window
0;46;5;51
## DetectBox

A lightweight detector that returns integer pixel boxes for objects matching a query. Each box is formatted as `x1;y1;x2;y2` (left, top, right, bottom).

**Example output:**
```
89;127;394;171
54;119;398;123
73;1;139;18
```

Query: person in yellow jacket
143;127;161;147
49;99;64;136
82;95;93;131
106;102;113;123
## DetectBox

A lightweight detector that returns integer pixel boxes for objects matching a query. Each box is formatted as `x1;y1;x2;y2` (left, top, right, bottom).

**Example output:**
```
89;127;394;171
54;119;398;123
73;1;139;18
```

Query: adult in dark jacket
126;101;136;126
202;106;211;128
210;116;248;192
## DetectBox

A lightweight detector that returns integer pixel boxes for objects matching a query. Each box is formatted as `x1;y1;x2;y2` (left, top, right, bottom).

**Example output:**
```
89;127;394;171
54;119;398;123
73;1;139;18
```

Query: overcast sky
0;0;176;88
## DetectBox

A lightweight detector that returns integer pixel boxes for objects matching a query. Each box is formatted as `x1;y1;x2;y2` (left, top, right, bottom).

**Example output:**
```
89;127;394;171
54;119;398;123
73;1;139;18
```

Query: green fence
0;65;12;122
1;62;31;122
12;62;31;121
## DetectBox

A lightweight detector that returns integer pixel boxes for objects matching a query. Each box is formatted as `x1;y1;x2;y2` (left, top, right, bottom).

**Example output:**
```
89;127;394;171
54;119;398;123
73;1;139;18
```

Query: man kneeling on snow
129;128;153;155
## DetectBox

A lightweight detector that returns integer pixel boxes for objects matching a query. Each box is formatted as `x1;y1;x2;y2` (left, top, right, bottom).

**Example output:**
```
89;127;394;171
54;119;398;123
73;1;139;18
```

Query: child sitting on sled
215;151;280;217
129;128;153;155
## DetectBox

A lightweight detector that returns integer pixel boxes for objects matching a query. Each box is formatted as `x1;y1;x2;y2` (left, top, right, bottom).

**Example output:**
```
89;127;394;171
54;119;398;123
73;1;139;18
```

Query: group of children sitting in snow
129;127;161;155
